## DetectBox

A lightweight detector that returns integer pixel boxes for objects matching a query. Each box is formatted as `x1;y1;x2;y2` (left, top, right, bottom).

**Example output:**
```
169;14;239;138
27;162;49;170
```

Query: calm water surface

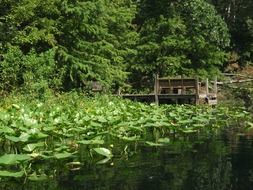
2;129;253;190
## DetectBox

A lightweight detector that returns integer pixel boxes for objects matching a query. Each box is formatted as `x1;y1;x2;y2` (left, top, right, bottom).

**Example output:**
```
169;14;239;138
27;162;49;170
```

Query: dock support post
195;77;200;105
154;74;159;105
214;76;218;95
206;78;209;95
214;76;217;95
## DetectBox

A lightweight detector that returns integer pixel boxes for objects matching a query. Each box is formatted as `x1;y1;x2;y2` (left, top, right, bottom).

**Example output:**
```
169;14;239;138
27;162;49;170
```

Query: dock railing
122;75;217;105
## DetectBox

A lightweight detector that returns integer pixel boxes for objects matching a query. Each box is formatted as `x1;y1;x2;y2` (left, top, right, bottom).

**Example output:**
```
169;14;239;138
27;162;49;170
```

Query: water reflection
2;130;253;190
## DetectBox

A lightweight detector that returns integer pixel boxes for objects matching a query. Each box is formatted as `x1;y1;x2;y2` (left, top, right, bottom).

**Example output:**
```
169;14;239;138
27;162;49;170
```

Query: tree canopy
0;0;251;93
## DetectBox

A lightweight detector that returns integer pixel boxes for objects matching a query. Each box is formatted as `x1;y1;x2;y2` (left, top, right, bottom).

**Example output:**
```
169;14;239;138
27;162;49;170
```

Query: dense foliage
0;93;251;180
0;0;239;92
0;0;137;92
209;0;253;66
132;0;229;86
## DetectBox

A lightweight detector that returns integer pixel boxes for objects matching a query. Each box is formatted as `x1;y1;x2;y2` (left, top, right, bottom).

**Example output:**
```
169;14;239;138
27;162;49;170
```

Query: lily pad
77;139;104;145
146;141;163;147
54;152;73;159
0;170;24;178
23;142;44;152
5;133;30;142
0;154;31;165
28;172;48;181
157;138;170;144
93;148;113;158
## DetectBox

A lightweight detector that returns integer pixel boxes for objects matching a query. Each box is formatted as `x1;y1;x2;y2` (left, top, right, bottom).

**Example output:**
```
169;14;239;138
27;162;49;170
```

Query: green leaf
97;116;107;123
0;126;15;134
90;121;103;127
77;139;104;145
54;152;73;159
120;136;140;141
0;154;31;165
145;141;163;146
182;129;198;133
93;148;113;158
0;170;24;178
96;157;111;164
28;172;48;181
5;133;30;142
23;142;44;152
157;138;170;144
12;104;20;109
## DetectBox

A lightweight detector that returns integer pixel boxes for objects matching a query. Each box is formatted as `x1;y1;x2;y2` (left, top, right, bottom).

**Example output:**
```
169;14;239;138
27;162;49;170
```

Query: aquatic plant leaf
146;141;163;146
157;138;170;144
28;172;48;181
182;129;198;133
96;157;111;164
5;133;30;142
12;104;20;109
23;117;38;127
77;139;104;145
121;136;140;141
54;152;73;159
90;121;103;127
143;123;159;128
29;131;48;140
0;154;31;165
192;124;205;128
66;161;81;167
93;148;113;158
0;126;15;134
178;119;193;124
246;121;253;129
42;126;56;132
128;126;143;132
23;142;44;152
0;170;24;178
97;116;107;123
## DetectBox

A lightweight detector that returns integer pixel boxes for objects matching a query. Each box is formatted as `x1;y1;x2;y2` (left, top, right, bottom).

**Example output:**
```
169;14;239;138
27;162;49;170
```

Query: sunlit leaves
0;154;31;165
93;148;113;158
0;170;25;178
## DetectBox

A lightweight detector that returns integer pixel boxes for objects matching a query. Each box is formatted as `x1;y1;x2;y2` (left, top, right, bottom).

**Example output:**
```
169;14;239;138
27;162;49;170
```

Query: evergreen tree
0;0;138;92
131;0;229;87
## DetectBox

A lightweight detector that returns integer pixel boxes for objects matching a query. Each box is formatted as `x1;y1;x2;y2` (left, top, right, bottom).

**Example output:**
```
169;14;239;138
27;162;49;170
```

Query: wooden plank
215;79;253;84
196;77;199;105
158;94;196;99
208;99;217;105
154;74;159;105
206;78;209;95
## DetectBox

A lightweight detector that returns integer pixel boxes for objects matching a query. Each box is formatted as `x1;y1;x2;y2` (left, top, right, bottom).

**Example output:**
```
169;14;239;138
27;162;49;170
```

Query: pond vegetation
0;92;252;183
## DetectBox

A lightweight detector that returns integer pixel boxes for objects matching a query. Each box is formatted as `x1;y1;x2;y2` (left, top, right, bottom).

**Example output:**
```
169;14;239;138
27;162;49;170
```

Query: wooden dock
121;76;217;105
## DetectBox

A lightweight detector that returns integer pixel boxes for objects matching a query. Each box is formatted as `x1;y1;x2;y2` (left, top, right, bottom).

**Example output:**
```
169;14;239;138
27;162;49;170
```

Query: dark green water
1;130;253;190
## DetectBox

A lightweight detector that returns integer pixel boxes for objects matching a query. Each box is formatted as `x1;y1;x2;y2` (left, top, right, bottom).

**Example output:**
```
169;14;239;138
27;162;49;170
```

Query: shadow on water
1;129;253;190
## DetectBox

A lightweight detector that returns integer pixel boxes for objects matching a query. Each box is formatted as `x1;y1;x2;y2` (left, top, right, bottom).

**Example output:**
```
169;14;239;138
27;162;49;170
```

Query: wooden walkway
121;76;218;105
122;94;197;104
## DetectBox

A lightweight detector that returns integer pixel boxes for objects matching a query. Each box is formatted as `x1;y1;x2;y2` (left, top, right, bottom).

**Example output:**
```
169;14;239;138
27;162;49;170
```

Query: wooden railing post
195;77;200;105
214;76;217;95
206;78;209;95
154;74;159;105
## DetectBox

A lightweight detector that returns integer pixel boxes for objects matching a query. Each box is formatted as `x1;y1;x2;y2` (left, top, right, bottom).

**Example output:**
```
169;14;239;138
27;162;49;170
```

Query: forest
0;0;252;93
1;0;253;186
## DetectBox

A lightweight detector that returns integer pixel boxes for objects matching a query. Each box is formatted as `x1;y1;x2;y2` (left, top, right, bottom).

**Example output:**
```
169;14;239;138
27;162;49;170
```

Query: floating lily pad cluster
0;93;251;180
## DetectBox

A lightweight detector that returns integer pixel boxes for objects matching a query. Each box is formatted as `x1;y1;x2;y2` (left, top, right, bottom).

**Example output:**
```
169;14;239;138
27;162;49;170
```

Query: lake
1;128;253;190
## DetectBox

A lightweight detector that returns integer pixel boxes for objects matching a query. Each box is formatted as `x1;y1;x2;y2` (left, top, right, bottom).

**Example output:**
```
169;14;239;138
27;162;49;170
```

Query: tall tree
0;0;138;92
209;0;253;65
131;0;229;89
